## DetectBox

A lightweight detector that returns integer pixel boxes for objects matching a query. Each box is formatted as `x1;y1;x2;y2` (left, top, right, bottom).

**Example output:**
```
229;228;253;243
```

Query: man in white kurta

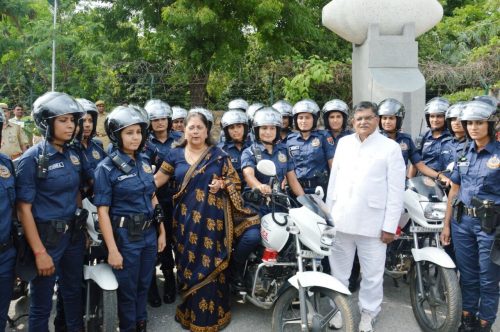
326;102;406;331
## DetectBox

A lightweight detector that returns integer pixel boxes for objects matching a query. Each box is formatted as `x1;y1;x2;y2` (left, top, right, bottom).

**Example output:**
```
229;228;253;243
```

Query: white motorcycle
82;198;119;332
385;175;461;332
238;160;358;332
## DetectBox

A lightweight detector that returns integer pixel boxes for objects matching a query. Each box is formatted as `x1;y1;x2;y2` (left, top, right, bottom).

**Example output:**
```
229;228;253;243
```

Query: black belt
0;237;13;253
113;216;153;231
37;219;73;233
298;178;326;188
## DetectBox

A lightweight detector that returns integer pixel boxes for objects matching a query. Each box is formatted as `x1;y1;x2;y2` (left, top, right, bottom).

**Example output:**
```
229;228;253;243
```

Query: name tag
48;162;64;171
230;158;237;164
457;161;470;167
117;172;137;181
423;142;432;147
289;146;300;151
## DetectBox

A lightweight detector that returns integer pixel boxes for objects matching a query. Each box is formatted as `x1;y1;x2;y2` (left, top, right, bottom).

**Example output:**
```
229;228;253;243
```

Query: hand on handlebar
257;184;272;195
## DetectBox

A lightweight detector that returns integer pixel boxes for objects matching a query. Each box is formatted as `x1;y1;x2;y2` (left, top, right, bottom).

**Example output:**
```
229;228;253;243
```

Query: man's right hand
35;252;55;276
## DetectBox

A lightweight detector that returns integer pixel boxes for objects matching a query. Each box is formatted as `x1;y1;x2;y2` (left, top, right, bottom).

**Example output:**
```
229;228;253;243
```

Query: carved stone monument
322;0;443;138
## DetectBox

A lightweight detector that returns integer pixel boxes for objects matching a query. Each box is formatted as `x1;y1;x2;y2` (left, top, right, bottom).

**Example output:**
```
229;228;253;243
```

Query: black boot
136;320;147;332
458;312;478;332
230;260;245;291
147;274;162;308
162;269;176;304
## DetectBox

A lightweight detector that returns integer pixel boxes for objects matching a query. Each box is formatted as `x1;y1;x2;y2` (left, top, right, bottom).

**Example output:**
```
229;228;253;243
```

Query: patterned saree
161;146;259;331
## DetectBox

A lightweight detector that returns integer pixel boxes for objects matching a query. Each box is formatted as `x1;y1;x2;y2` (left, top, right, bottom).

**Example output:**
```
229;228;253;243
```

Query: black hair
353;101;378;115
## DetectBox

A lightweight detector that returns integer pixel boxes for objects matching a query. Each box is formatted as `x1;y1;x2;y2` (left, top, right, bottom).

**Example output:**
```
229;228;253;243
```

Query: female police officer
93;105;166;331
16;92;86;332
0;109;16;332
441;100;500;332
321;98;353;150
234;107;305;288
287;99;334;194
217;110;251;184
143;99;181;306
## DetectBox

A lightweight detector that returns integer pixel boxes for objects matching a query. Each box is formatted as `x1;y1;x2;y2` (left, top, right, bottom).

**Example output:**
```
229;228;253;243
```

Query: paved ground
8;272;500;331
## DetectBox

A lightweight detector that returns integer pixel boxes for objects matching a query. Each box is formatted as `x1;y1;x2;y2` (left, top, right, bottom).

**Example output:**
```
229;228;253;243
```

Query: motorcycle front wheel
86;280;119;332
409;262;461;332
272;286;358;332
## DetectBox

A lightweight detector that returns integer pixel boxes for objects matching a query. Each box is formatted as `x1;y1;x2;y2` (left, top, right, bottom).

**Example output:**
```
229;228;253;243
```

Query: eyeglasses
354;115;377;122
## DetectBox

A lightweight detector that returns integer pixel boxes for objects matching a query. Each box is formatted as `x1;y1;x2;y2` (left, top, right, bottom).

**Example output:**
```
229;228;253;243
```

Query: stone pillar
352;23;425;138
322;0;443;138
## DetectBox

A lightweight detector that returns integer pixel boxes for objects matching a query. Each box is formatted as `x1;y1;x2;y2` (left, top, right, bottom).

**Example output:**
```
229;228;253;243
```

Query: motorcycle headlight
420;202;447;220
320;226;336;247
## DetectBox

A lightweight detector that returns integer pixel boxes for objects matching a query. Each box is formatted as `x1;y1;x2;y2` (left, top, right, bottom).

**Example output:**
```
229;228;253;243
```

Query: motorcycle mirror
446;162;455;173
257;159;277;177
314;186;324;200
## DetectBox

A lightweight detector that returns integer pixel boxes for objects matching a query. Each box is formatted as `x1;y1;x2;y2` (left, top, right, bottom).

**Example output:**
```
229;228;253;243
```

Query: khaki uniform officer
95;100;110;148
0;106;29;159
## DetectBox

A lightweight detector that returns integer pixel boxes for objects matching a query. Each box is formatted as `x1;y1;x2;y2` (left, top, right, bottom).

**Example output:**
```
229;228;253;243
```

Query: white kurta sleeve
382;143;406;233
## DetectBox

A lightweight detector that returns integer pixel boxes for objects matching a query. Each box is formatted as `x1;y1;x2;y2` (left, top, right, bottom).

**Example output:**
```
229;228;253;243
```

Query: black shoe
163;269;176;304
229;260;245;291
136;320;147;332
458;313;478;332
148;275;162;308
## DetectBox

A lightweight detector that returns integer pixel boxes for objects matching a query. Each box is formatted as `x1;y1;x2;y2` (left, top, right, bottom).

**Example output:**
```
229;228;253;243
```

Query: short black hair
354;101;378;116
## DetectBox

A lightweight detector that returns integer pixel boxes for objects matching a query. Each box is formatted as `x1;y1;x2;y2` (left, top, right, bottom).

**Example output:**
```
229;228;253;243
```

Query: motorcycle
385;175;461;332
238;160;358;332
82;198;119;332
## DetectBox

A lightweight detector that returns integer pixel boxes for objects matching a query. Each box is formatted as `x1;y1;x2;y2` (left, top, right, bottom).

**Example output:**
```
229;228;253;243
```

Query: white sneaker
358;312;375;332
329;311;343;329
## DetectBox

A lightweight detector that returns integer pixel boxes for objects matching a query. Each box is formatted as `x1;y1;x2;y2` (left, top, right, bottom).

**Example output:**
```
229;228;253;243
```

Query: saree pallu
163;147;258;332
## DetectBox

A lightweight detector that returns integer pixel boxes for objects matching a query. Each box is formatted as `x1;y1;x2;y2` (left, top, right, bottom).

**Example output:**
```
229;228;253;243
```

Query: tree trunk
189;72;208;107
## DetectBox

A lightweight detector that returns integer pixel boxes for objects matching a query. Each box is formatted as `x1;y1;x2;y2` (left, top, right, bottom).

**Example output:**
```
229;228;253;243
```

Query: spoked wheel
272;286;358;332
86;280;119;332
409;262;461;332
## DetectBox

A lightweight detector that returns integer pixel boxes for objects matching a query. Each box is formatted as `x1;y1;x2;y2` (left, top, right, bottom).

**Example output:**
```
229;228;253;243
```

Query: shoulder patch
0;164;11;178
70;154;80;165
278;151;287;163
142;162;153;174
486;155;500;169
92;149;101;160
311;137;321;147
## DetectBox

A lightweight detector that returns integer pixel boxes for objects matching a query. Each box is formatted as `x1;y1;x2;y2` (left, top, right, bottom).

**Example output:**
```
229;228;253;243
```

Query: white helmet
260;212;290;252
172;106;187;121
228;98;249;112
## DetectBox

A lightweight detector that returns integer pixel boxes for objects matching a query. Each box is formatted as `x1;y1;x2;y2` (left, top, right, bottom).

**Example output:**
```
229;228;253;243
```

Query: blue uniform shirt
146;131;181;203
418;129;452;171
241;142;293;190
287;130;334;179
451;140;500;206
93;150;156;219
384;132;422;166
0;154;15;243
145;131;182;167
441;137;468;169
217;140;251;184
75;138;105;184
16;142;82;223
323;129;353;155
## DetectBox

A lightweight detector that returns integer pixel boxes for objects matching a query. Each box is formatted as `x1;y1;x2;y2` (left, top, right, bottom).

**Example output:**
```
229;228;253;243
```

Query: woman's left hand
157;232;166;252
208;179;224;194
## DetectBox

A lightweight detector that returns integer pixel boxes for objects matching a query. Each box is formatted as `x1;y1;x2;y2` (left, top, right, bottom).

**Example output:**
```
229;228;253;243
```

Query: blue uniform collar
115;149;137;165
45;141;68;157
469;139;497;154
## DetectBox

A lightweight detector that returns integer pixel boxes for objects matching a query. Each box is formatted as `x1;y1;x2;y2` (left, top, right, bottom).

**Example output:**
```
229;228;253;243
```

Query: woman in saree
155;110;258;331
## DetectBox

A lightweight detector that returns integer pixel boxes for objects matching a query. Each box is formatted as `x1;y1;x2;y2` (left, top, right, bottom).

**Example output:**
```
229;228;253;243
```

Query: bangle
34;249;46;257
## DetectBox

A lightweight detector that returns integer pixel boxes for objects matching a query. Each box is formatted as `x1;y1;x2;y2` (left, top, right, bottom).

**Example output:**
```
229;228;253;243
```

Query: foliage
0;0;497;110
